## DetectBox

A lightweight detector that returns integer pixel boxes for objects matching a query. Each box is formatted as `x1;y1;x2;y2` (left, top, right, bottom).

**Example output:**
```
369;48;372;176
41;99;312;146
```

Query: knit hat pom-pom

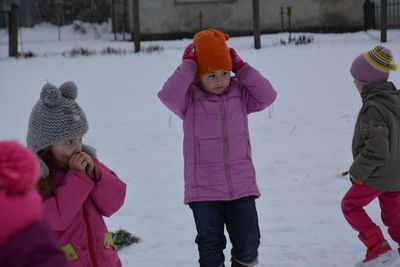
223;33;229;41
0;141;39;194
40;83;62;108
60;81;78;100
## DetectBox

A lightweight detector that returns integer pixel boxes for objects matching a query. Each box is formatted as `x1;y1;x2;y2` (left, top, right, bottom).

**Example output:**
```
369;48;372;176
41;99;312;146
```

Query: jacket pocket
61;243;79;261
104;232;118;250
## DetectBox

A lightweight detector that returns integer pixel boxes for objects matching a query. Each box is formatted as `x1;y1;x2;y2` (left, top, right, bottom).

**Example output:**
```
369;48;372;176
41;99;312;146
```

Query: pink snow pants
341;183;400;244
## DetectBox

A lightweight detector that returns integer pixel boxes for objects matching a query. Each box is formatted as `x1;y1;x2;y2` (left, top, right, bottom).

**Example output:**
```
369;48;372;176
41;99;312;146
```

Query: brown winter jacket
349;81;400;191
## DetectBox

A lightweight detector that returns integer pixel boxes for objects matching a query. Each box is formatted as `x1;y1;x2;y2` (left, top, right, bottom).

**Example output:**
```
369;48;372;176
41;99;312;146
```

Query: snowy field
1;23;400;266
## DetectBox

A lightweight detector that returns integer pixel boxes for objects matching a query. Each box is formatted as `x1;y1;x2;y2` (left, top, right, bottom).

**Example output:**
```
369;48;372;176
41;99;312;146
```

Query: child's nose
73;144;83;153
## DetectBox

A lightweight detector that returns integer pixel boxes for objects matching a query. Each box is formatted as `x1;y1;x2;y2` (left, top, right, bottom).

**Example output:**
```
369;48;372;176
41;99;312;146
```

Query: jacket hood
361;81;400;119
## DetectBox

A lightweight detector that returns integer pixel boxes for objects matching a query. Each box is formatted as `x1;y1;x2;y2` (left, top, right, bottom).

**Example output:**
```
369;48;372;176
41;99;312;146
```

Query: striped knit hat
350;46;397;85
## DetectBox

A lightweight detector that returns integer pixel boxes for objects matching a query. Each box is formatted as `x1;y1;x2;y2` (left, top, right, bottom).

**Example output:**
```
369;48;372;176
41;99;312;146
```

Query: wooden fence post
380;0;387;42
132;0;140;53
252;0;261;49
9;3;18;57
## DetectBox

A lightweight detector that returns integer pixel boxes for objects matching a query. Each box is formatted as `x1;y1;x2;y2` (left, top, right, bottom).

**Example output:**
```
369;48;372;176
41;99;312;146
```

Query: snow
1;23;400;266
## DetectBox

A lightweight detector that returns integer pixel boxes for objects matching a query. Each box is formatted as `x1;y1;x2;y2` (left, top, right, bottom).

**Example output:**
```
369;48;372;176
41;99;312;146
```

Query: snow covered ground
1;23;400;266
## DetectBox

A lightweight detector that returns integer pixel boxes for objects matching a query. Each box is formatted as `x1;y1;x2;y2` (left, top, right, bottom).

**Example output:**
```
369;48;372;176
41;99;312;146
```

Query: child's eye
208;74;216;79
223;71;229;76
65;140;73;145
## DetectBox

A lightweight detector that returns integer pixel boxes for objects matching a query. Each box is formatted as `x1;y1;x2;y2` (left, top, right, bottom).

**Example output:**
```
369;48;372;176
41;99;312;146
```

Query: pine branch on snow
111;229;141;250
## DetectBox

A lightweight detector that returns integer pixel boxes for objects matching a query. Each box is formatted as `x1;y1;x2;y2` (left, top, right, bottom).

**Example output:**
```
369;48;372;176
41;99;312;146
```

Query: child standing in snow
158;28;277;267
26;81;127;267
341;46;400;266
0;141;68;267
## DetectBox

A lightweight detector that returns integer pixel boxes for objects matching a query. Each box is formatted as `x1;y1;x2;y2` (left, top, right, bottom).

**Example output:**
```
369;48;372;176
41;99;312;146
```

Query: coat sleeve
157;60;197;119
43;170;94;232
349;106;390;180
236;63;277;114
90;159;126;217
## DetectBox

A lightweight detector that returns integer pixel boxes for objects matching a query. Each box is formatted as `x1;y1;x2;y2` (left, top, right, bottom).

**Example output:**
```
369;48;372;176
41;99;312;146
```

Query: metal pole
381;0;387;42
55;0;63;41
287;6;292;43
9;4;18;57
132;0;140;53
252;0;261;49
280;7;284;31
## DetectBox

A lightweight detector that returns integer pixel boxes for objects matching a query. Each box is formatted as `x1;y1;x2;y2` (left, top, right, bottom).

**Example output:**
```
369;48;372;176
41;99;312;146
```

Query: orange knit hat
193;28;232;77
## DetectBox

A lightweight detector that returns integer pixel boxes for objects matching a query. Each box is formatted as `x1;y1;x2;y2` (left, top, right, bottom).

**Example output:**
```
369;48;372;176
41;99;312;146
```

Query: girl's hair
36;148;57;200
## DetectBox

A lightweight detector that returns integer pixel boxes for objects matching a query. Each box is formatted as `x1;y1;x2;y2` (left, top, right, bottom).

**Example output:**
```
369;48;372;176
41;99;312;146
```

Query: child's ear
59;81;78;100
40;83;62;108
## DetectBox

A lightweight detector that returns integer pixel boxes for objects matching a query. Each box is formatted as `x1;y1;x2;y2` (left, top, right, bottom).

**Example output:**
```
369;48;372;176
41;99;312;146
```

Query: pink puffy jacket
158;60;277;203
43;159;126;267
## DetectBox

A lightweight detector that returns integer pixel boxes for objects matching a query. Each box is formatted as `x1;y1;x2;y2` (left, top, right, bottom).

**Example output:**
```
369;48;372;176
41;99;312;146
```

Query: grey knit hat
27;81;89;154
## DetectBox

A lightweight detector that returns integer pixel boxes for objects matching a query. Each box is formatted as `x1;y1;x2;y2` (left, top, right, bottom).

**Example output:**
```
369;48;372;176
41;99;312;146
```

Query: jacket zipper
83;208;98;267
219;96;234;197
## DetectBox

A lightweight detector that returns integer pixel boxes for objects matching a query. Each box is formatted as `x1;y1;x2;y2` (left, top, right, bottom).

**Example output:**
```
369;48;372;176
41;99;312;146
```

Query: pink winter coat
43;159;126;267
0;191;68;267
158;60;277;203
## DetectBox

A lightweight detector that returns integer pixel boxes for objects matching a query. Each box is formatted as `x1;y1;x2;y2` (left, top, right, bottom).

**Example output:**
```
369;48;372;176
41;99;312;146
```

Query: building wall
0;0;38;27
124;0;365;37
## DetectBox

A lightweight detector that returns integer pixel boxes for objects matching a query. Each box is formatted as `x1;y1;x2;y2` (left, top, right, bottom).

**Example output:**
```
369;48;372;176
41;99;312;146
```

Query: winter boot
358;225;393;263
354;249;399;267
231;259;247;267
231;257;257;267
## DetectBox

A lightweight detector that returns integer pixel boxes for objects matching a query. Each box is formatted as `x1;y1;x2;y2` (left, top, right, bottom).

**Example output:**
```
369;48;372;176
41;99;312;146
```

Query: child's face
200;70;231;95
51;137;83;164
354;80;365;93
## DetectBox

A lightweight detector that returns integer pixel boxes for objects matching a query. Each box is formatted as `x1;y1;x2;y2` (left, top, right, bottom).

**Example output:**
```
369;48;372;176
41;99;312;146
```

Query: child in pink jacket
26;81;127;267
158;29;276;267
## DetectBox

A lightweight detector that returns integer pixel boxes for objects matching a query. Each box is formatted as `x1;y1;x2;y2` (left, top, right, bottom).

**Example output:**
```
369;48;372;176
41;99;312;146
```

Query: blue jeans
189;196;260;267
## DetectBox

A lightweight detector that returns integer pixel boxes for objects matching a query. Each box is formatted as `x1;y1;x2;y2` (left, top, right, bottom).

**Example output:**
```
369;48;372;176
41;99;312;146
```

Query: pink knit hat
0;141;40;194
350;46;397;85
0;141;43;247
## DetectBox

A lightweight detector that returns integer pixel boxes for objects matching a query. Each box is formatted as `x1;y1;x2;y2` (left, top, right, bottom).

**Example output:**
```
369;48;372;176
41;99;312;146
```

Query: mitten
350;175;364;185
182;43;196;62
229;48;245;73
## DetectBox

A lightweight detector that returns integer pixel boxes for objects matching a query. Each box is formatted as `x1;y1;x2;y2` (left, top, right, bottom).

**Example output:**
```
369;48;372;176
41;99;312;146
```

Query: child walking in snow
0;141;68;267
158;28;277;267
26;81;127;267
341;46;400;266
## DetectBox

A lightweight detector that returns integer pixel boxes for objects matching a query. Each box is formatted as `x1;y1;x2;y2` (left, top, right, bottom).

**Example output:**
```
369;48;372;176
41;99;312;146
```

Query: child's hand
69;152;96;180
350;175;364;185
182;43;196;62
69;152;88;173
229;48;245;73
80;152;96;180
